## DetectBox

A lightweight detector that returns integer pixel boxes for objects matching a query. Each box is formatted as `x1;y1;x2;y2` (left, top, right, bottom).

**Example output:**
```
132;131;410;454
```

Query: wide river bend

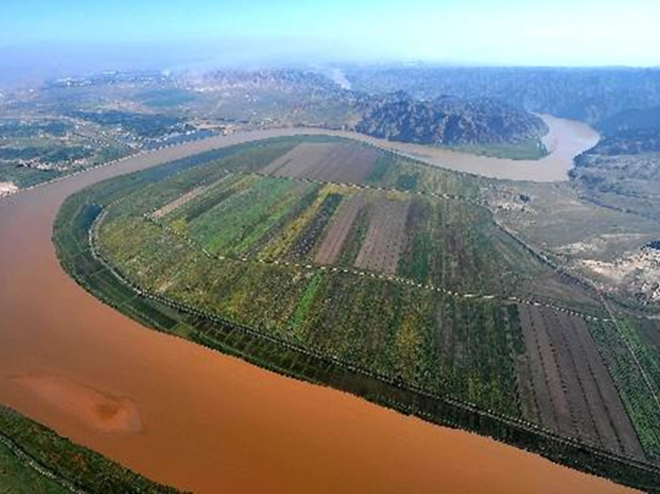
0;122;629;493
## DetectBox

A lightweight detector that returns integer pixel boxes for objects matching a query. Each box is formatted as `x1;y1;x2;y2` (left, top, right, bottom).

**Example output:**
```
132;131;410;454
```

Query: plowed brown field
262;142;378;183
354;198;410;274
518;304;644;458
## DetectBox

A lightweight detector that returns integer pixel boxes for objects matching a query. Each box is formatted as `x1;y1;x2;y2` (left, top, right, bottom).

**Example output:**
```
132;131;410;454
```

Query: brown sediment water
8;373;142;434
0;125;632;493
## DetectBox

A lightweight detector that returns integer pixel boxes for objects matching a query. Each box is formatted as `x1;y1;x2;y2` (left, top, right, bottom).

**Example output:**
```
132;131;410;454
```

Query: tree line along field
54;135;660;489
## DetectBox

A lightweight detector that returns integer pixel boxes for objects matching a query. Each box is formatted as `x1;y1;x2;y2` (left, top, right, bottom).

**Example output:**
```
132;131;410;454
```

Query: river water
0;124;630;493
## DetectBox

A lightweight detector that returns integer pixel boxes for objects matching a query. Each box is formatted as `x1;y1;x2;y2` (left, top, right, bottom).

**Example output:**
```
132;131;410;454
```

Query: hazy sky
2;0;660;66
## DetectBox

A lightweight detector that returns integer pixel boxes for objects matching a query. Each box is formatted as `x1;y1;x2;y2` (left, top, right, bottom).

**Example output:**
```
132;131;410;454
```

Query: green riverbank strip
0;405;179;493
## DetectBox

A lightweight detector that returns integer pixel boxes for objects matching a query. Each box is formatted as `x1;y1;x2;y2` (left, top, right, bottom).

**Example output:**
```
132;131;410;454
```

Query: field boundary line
245;169;486;206
141;212;611;324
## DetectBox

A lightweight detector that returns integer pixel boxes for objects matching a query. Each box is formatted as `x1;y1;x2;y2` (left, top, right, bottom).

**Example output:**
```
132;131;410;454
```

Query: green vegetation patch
0;405;177;493
397;196;544;294
0;439;67;493
184;176;315;256
589;318;660;460
365;153;481;198
448;138;548;160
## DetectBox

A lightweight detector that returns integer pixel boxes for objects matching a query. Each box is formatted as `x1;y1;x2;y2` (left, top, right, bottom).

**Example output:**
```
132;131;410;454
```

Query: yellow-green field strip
131;165;610;324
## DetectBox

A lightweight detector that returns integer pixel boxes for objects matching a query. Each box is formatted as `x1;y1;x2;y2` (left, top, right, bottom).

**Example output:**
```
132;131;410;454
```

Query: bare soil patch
355;198;410;274
314;194;365;265
263;142;378;184
518;304;644;458
151;186;208;219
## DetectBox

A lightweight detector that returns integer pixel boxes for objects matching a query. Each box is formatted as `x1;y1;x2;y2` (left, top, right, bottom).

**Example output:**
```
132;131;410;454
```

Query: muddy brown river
0;124;631;493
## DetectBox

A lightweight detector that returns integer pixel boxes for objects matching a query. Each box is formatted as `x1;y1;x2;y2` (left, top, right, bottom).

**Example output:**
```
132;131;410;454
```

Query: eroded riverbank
0;126;632;493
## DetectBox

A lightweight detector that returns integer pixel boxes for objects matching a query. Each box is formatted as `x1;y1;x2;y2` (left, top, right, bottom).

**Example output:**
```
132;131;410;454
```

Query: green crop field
53;135;660;492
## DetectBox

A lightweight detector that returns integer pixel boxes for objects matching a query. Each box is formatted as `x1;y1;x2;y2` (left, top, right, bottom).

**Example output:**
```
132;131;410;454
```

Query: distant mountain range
180;69;344;96
578;107;660;156
345;66;660;127
179;70;547;146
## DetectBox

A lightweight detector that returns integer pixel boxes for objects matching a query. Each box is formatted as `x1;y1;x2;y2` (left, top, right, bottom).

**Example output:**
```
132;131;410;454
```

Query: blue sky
2;0;660;66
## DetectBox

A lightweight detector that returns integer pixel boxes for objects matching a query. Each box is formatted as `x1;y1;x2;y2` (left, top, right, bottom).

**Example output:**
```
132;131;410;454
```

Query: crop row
589;318;660;460
98;211;525;415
